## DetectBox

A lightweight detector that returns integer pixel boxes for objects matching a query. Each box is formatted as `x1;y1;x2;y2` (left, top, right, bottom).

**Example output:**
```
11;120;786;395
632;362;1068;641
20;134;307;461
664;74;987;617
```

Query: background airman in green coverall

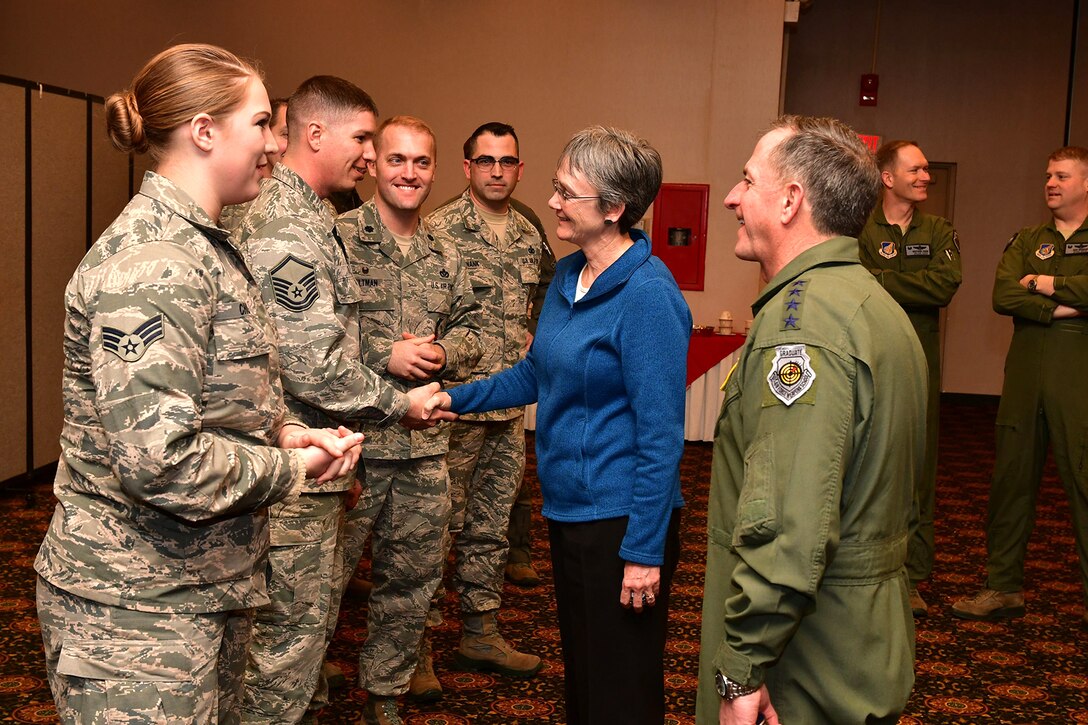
697;116;925;725
236;78;440;723
415;123;547;701
335;116;481;725
857;140;961;617
952;146;1088;627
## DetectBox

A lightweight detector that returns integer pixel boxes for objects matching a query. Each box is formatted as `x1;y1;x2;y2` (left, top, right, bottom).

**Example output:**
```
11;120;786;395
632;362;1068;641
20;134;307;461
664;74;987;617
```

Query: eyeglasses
552;178;601;202
469;155;520;170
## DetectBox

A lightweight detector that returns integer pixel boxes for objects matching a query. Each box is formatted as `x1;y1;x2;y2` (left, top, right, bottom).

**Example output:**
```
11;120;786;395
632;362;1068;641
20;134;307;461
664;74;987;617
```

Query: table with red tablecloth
684;334;746;441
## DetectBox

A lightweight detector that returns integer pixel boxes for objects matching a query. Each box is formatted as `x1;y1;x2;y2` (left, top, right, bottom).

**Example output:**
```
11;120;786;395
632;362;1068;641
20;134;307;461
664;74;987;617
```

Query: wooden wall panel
91;103;130;241
30;94;87;469
0;85;27;482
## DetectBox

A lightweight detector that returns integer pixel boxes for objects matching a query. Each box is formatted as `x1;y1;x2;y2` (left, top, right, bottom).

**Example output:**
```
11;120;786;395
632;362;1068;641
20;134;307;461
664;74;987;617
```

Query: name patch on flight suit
102;314;165;362
766;344;816;406
905;244;931;257
270;255;319;312
879;241;897;259
1036;243;1055;260
1065;242;1088;255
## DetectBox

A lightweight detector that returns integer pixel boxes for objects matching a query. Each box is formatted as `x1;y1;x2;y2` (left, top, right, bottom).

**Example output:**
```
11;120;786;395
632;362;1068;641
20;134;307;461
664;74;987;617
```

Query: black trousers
547;510;681;725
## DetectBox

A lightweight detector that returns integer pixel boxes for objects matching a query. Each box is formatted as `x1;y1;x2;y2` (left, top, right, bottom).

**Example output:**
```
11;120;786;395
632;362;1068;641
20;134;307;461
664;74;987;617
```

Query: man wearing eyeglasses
412;123;546;701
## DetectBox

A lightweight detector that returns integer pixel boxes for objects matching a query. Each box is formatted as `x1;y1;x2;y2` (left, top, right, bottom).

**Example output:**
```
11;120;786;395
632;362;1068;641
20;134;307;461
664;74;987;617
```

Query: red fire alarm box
651;183;709;290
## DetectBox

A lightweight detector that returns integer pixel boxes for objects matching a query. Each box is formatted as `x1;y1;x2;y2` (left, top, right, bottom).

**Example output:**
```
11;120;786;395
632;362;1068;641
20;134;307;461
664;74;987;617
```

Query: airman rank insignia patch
102;314;165;362
1065;242;1088;255
270;255;319;311
767;344;815;406
879;241;897;259
1036;243;1055;260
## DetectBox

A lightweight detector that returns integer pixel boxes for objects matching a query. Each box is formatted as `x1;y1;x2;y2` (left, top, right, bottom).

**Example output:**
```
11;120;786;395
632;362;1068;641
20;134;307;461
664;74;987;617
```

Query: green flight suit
987;221;1088;604
858;208;961;585
697;237;924;725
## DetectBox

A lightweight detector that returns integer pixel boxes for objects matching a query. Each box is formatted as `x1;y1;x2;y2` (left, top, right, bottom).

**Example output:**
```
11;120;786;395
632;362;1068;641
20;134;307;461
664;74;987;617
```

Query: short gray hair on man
560;126;662;234
766;115;879;238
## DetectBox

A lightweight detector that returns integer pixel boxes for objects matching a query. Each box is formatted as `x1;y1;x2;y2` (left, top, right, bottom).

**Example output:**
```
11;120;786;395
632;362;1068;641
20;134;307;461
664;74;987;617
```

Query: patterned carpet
1;396;1086;723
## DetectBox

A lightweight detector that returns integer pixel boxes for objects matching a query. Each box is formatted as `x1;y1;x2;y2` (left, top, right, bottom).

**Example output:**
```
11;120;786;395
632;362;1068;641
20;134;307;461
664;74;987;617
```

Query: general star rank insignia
879;241;897;259
1036;243;1055;260
767;344;815;406
270;255;319;312
102;314;165;362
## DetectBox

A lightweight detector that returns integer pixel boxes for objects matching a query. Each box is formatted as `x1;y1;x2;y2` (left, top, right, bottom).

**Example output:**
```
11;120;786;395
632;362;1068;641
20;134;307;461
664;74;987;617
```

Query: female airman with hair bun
34;43;364;723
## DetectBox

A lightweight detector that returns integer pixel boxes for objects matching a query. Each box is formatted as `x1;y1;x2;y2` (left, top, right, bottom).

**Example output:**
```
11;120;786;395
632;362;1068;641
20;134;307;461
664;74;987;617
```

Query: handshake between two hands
277;379;455;482
400;382;456;430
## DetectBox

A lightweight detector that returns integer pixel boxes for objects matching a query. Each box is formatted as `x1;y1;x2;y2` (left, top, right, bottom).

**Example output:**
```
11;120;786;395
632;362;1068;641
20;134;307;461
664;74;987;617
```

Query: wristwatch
715;671;758;701
1027;276;1038;293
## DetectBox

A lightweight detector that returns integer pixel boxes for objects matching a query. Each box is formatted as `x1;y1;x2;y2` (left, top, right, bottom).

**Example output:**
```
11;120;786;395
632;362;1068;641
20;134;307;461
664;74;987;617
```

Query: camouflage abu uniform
426;190;541;616
335;198;481;695
35;171;305;725
237;165;411;722
507;197;556;567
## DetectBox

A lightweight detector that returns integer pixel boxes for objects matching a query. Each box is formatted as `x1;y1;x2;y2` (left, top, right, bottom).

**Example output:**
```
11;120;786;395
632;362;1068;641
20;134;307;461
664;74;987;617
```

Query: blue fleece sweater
449;231;690;565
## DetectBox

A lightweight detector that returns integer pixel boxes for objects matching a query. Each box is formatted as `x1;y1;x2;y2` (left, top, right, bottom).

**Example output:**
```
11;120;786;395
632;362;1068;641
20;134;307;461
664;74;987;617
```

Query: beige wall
784;0;1077;395
1;0;787;330
0;1;790;478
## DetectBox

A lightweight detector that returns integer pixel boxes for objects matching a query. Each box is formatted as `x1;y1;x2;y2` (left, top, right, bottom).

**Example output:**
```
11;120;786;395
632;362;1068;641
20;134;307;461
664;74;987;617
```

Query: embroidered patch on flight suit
1065;242;1088;255
766;344;816;406
905;244;931;257
781;279;806;331
879;241;897;259
1036;243;1055;260
102;314;165;362
270;255;319;312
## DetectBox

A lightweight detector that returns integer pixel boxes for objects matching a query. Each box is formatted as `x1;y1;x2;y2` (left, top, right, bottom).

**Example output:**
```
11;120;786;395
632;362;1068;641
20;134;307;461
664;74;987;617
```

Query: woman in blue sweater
426;126;691;724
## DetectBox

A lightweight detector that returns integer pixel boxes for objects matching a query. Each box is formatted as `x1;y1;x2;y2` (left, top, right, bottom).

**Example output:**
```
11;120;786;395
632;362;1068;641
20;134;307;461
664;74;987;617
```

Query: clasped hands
278;424;364;483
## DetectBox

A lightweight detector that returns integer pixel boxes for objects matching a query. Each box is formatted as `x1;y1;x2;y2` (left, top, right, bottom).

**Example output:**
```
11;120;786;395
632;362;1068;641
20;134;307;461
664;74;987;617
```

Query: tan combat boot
359;694;401;725
407;629;442;702
908;587;928;617
504;561;541;587
455;611;542;677
950;588;1025;620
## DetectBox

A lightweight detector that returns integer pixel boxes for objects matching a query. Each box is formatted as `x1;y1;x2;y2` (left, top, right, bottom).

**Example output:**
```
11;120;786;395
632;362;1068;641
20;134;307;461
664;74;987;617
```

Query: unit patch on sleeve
270;254;319;311
767;343;815;406
102;314;165;362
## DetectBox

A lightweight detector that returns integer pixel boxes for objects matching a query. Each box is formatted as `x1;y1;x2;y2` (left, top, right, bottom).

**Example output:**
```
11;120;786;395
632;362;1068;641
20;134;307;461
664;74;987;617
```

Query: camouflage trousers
242;491;345;723
507;464;537;565
339;455;451;695
37;576;252;725
428;419;525;626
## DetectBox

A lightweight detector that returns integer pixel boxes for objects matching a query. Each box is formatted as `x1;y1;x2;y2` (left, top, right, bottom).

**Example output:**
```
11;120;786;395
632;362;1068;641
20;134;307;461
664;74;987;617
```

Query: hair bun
105;90;149;154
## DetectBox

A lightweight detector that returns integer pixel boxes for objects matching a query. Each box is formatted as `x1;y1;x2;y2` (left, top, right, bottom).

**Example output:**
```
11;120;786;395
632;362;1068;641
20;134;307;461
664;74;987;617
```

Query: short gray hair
766;115;879;238
560;126;662;234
